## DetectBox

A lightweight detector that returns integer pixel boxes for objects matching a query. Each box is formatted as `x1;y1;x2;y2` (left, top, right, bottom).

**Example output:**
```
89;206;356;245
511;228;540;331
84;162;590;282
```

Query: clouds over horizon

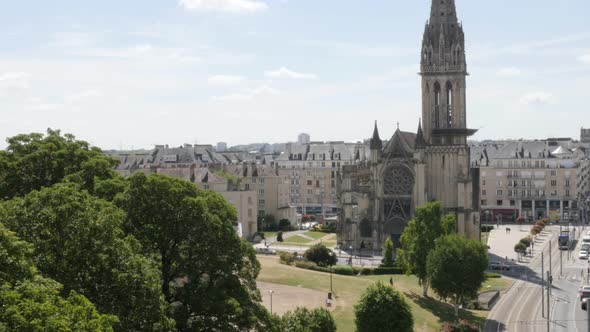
265;67;318;80
179;0;268;13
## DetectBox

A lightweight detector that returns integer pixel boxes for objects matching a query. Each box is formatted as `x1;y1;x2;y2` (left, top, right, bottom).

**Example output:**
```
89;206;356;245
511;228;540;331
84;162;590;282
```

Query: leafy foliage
354;281;414;332
279;218;291;231
281;307;337;332
0;129;117;199
304;243;337;267
0;222;116;331
120;173;269;331
426;235;488;316
277;231;284;242
0;184;169;331
398;202;455;296
382;236;395;267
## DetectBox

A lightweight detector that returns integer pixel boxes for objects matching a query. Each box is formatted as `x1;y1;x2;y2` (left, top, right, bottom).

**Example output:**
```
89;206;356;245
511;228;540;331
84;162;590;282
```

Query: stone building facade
338;0;480;250
472;139;586;223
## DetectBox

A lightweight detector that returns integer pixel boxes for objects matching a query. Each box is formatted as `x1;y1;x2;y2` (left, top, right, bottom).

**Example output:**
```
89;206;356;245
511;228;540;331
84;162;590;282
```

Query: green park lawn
304;231;329;240
283;235;313;244
257;256;503;332
264;232;278;240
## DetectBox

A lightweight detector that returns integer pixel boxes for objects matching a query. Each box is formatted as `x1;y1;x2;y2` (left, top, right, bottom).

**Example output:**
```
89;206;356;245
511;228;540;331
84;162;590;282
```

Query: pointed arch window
360;219;372;238
434;82;441;129
446;81;453;128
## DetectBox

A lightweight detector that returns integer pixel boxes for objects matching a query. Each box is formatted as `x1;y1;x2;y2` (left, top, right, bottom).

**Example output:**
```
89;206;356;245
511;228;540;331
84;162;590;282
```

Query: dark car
583;298;589;310
489;261;510;271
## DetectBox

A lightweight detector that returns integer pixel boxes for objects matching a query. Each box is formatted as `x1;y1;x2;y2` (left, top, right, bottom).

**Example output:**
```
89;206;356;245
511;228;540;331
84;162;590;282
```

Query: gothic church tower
420;0;479;237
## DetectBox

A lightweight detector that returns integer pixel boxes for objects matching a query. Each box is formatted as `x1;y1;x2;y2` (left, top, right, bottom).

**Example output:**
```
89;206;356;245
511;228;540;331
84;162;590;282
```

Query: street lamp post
269;290;274;315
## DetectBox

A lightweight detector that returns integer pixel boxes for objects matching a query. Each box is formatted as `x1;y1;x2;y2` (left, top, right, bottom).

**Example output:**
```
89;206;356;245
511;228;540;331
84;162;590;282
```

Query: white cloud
497;67;522;77
65;89;102;103
179;0;268;13
0;72;31;81
520;92;553;105
265;67;318;80
212;84;278;102
208;75;246;85
578;54;590;64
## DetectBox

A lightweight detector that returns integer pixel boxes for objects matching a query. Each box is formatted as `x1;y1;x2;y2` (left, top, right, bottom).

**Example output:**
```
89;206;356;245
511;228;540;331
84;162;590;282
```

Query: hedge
481;225;494;233
294;261;404;276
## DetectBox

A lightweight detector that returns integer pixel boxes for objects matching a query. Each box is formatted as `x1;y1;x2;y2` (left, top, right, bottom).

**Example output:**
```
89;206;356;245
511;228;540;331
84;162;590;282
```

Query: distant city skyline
1;0;589;150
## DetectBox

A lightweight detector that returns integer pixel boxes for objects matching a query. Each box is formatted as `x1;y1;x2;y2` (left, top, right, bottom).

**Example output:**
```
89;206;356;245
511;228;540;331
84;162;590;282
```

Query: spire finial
397;122;400;130
370;121;382;150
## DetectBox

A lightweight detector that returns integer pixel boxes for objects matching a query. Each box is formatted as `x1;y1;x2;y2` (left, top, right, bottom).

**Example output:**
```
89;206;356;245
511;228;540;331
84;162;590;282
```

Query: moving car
579;251;589;260
489;261;510;271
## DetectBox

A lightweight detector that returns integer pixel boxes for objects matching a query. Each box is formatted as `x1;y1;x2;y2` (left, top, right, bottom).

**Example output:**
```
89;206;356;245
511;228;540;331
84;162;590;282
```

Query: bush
279;251;297;265
354;282;413;332
516;216;525;224
281;307;337;332
304;244;337;267
514;242;526;253
278;219;291;231
519;237;531;248
332;265;355;276
277;231;284;242
374;266;405;275
312;224;337;233
441;320;480;332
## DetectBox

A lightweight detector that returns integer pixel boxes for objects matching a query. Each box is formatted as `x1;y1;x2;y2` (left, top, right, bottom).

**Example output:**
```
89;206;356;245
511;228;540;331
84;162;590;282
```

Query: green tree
279;219;291;231
281;307;337;332
354;281;413;332
120;173;269;331
426;234;488;316
0;184;169;331
304;244;338;267
398;202;455;296
277;231;284;242
0;129;117;199
382;236;395;267
0;222;117;331
0;276;118;331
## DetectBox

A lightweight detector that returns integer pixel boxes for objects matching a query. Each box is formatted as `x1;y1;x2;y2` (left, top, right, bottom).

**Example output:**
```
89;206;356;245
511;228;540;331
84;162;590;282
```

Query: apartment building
473;139;587;223
274;141;368;219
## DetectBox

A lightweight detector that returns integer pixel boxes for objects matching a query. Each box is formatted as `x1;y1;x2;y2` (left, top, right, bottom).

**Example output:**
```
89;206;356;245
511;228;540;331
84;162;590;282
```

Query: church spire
415;119;426;149
370;121;382;150
429;0;458;25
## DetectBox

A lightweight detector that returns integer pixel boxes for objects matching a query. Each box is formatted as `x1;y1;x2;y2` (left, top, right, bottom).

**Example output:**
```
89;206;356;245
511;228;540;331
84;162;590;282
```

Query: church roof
383;129;416;158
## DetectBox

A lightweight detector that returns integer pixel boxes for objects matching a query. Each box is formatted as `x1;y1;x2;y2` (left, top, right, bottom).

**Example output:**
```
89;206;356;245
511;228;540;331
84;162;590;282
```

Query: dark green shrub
373;267;405;275
278;219;291;231
304;244;337;267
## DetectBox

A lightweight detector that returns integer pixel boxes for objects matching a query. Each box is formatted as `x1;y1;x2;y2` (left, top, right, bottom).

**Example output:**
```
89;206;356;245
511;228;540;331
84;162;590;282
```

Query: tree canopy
304;244;337;267
398;201;455;296
427;234;488;316
281;307;337;332
0;222;117;331
119;173;269;331
354;281;414;332
0;184;169;331
0;129;117;199
382;236;395;267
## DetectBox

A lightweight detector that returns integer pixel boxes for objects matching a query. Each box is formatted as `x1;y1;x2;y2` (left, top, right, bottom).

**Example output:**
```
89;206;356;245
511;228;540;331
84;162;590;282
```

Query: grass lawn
304;231;329;240
264;232;278;239
257;256;500;332
480;276;513;293
283;235;313;244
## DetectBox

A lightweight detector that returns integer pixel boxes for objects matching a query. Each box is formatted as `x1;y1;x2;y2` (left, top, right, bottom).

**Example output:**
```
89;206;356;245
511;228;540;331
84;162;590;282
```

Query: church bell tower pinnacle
420;0;476;145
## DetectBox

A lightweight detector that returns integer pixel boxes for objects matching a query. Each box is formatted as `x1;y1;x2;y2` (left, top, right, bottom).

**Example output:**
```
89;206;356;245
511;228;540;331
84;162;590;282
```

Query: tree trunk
454;303;459;317
422;280;429;297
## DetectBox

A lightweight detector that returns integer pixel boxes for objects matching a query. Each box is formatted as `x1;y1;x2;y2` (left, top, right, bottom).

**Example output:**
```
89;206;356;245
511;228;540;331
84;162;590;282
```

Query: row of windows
483;189;571;197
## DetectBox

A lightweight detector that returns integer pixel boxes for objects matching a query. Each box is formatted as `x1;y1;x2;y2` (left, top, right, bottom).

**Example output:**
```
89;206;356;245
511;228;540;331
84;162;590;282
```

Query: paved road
485;225;590;332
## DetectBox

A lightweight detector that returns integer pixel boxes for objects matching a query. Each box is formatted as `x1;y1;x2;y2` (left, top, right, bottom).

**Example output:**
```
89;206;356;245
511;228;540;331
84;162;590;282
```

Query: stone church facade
338;0;480;251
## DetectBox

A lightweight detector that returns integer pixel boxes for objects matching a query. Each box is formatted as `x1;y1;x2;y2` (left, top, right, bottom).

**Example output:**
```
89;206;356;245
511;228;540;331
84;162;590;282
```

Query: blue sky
0;0;589;149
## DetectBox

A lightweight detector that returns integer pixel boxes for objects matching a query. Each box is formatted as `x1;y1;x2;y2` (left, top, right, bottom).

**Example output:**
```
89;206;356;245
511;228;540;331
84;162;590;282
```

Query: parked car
583;297;589;310
582;243;590;252
256;247;277;255
489;261;510;271
580;251;589;260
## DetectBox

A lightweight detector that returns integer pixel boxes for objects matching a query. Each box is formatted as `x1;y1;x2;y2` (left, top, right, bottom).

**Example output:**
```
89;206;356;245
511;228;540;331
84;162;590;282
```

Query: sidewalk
487;224;534;263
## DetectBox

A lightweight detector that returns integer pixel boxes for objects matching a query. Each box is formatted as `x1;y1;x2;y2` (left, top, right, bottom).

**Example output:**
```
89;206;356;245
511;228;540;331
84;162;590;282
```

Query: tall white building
298;133;311;145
